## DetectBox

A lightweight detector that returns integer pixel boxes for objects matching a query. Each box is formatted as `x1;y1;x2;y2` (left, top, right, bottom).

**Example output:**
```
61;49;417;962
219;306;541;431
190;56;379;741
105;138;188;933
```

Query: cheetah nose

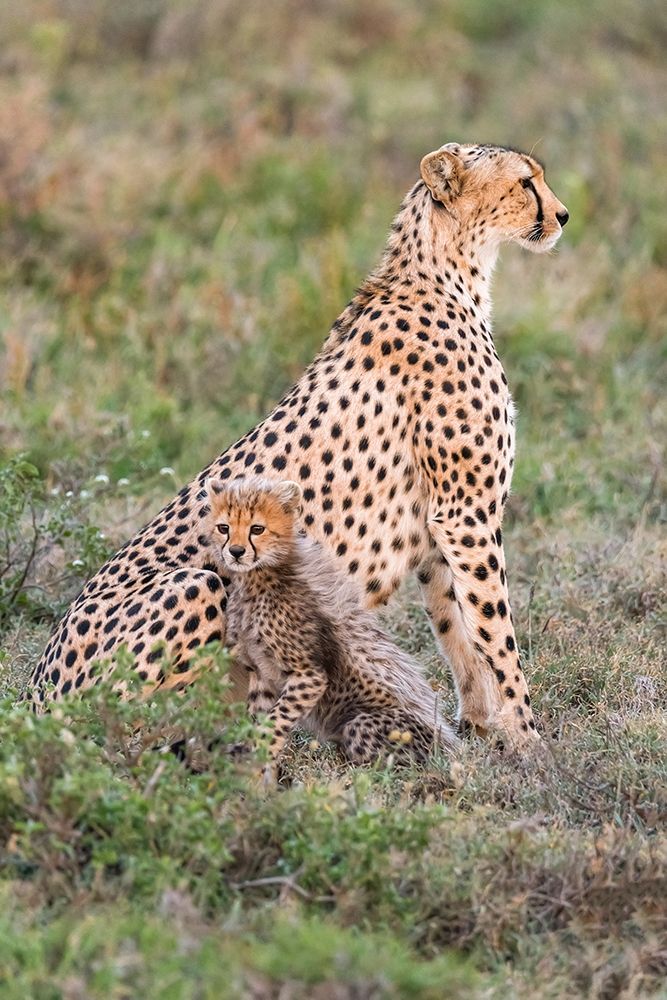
229;544;246;560
556;209;569;227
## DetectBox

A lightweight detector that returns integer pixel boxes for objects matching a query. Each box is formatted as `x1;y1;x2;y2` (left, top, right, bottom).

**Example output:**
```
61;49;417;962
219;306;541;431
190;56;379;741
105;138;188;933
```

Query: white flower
97;532;106;540
117;477;129;486
50;487;60;496
65;490;73;498
141;429;151;438
79;489;90;499
94;474;110;485
71;559;84;568
159;466;175;476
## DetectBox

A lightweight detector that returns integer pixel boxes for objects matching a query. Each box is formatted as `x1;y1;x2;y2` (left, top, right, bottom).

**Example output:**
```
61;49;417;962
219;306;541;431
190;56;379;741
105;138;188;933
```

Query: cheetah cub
205;475;458;770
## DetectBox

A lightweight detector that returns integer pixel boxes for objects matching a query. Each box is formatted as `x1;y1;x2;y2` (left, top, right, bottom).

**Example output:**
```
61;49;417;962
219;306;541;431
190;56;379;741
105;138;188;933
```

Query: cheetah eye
217;523;229;535
250;524;265;536
520;177;531;189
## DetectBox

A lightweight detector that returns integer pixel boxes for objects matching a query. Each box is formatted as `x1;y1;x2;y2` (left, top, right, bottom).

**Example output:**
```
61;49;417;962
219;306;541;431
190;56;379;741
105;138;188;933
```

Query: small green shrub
0;456;112;633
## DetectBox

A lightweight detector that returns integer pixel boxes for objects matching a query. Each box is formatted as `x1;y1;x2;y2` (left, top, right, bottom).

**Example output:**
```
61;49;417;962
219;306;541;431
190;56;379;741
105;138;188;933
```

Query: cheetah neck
369;182;497;321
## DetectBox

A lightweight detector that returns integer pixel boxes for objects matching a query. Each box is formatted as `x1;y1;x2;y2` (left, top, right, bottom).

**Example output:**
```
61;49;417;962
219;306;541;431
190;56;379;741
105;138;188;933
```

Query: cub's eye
217;523;229;535
250;524;265;536
520;177;531;189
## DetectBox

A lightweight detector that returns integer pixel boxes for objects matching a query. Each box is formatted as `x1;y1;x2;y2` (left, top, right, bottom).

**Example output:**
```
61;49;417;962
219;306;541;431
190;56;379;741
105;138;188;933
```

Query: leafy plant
0;455;112;632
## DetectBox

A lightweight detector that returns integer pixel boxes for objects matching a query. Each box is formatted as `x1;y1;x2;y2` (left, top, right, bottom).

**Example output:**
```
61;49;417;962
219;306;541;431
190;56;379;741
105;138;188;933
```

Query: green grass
0;0;665;996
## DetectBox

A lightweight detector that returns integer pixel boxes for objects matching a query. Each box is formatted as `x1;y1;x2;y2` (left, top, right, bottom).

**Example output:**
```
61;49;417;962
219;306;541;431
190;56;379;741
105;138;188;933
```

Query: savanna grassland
0;1;666;996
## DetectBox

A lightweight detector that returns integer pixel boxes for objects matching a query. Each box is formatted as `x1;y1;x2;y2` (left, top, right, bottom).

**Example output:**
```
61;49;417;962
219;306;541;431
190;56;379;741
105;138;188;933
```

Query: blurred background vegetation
0;1;665;996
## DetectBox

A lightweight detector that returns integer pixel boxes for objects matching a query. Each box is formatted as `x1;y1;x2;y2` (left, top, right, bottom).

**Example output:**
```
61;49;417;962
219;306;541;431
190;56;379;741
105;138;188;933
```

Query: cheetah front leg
257;666;329;774
245;665;279;719
420;522;539;750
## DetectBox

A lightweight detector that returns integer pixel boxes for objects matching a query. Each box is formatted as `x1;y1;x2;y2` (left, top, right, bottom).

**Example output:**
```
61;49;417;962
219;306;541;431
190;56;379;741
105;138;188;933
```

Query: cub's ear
274;480;302;513
204;476;226;500
420;145;465;205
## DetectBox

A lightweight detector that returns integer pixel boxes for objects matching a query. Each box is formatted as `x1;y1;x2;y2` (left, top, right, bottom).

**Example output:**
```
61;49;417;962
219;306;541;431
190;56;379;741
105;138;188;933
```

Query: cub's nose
229;544;246;560
556;209;569;227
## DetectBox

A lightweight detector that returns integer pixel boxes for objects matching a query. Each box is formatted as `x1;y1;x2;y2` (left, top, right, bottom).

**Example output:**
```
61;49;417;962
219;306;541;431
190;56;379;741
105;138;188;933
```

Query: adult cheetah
31;141;569;750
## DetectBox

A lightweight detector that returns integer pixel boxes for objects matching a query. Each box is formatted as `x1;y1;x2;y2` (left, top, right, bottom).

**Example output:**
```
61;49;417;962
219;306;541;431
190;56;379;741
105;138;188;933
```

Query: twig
230;874;334;903
527;580;536;664
5;503;39;610
143;760;167;797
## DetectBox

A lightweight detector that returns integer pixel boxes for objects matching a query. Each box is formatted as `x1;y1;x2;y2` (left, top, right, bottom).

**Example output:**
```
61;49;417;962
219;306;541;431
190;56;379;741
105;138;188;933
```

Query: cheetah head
204;475;302;572
420;142;569;254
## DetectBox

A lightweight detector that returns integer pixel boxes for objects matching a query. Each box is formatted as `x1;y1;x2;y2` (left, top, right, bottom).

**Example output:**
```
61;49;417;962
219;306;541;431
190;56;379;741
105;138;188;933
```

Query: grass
0;0;665;996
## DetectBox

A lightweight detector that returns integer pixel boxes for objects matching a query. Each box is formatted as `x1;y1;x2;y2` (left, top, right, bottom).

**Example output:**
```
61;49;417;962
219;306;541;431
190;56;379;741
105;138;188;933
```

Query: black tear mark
521;178;544;224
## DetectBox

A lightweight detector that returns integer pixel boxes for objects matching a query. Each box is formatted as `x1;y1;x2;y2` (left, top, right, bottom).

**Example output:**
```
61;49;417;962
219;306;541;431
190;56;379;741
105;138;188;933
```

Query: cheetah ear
204;476;226;500
273;480;302;513
420;146;465;205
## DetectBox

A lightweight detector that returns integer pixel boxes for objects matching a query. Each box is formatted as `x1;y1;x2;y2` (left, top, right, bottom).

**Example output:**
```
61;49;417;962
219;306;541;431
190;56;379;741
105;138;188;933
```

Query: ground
0;1;665;997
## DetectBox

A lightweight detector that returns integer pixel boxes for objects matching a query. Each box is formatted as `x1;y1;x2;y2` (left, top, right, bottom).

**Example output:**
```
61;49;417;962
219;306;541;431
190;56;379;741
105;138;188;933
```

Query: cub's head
204;476;302;573
420;142;569;254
